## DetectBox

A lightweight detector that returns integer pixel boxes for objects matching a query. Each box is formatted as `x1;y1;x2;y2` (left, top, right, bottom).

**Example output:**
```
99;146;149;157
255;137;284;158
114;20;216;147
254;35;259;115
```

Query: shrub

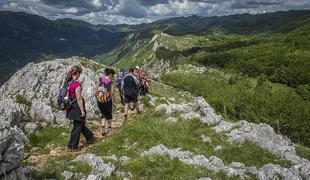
16;94;32;107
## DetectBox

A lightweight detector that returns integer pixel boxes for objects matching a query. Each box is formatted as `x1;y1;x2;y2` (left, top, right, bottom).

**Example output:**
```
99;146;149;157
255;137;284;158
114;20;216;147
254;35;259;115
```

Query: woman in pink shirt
66;66;94;152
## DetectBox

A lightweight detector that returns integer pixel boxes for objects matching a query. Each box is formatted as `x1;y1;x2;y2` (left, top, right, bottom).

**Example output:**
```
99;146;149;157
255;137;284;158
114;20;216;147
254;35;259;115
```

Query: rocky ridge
155;97;310;179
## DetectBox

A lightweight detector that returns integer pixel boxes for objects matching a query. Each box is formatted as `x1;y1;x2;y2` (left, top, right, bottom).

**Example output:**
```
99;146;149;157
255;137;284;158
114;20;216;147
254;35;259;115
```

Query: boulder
0;116;28;179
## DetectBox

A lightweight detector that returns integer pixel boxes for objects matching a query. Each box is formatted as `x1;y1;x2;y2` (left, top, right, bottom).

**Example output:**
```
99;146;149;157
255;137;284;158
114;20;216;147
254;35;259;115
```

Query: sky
1;0;310;25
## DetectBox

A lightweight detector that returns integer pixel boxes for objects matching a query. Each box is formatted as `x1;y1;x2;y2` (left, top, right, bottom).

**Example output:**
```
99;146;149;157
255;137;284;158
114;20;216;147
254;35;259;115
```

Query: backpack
57;80;76;110
96;77;112;103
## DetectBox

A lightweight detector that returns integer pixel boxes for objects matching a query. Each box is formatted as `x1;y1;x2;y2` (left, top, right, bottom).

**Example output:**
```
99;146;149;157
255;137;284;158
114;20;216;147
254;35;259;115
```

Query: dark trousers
68;120;93;149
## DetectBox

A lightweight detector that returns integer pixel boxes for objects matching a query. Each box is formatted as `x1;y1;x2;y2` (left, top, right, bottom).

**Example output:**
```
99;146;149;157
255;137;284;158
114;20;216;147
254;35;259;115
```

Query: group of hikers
58;65;150;152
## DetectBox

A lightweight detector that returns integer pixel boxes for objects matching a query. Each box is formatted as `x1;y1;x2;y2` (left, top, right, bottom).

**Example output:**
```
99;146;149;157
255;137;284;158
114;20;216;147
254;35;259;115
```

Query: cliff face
0;57;103;125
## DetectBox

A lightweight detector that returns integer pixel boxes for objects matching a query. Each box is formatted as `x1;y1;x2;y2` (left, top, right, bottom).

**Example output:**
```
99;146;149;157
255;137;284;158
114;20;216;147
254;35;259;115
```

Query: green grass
160;70;310;146
122;155;236;180
26;154;91;179
80;58;104;73
91;109;291;172
68;161;92;176
296;145;310;161
26;125;72;154
16;94;32;107
150;81;192;104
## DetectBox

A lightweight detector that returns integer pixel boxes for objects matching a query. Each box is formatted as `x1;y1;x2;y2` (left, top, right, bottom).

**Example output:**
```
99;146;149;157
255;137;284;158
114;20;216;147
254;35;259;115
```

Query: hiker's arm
75;86;85;116
135;77;140;87
95;80;100;92
121;78;124;93
111;85;115;103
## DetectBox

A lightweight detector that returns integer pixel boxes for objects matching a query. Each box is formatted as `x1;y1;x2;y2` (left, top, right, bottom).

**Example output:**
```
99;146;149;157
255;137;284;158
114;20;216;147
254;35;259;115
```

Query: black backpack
57;80;76;110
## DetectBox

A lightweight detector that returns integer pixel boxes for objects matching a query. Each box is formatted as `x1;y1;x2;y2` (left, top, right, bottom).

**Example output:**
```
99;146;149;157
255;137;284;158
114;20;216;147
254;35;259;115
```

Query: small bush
80;59;103;72
16;94;32;106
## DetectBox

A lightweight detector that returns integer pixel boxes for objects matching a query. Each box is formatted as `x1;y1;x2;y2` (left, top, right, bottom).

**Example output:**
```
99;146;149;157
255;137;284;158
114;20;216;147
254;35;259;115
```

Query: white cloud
64;7;78;14
92;0;102;7
150;0;214;16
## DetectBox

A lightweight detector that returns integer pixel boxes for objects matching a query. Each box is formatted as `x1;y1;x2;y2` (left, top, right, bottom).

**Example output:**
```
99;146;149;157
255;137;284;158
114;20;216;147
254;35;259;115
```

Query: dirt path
25;110;139;167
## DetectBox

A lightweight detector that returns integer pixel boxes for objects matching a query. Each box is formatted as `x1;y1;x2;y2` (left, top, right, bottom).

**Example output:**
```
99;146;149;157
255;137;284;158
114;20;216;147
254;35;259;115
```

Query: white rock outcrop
141;144;304;179
73;153;115;179
0;58;103;124
155;96;310;179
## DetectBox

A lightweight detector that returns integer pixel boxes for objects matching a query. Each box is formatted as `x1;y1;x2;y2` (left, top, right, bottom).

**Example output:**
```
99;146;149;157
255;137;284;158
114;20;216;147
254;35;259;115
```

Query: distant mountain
0;11;128;83
133;10;310;38
1;10;310;84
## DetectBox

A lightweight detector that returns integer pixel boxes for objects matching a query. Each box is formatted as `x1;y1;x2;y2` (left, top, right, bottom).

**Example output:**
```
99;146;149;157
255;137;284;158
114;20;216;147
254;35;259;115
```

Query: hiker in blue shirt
121;68;141;119
115;68;126;106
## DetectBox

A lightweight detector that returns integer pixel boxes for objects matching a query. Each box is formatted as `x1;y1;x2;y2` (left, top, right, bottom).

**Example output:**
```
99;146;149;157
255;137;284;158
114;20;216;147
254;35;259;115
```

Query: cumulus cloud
0;0;310;24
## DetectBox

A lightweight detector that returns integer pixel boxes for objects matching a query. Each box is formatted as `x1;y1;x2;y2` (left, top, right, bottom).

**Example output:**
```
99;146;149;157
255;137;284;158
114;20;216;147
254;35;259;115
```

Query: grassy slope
25;82;299;179
160;70;310;146
95;25;310;146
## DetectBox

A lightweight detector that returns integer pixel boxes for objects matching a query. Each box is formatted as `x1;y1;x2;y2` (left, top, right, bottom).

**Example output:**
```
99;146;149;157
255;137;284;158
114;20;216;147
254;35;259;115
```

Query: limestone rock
73;153;115;179
180;112;201;120
24;122;38;134
166;117;178;123
61;170;74;180
201;135;212;143
0;58;102;124
0;116;28;179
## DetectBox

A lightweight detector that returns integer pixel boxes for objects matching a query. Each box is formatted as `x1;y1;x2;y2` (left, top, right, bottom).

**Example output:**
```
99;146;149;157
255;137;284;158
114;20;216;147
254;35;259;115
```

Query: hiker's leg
107;120;112;132
98;101;107;133
101;118;106;131
68;120;82;149
124;103;129;118
135;101;140;112
134;94;140;112
81;121;94;141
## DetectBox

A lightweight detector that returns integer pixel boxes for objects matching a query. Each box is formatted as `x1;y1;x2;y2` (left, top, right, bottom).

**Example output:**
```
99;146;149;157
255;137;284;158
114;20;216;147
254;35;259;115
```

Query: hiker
139;72;150;96
134;66;141;78
115;68;126;106
66;66;94;152
121;68;141;119
96;68;115;136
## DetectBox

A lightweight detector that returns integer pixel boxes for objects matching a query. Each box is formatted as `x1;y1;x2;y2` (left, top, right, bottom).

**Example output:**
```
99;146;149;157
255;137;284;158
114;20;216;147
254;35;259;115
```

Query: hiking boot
101;128;109;136
67;147;79;152
107;127;112;133
86;138;96;145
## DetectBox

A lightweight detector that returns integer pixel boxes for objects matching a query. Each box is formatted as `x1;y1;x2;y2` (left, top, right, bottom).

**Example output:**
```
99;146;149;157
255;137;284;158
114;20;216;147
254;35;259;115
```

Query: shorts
124;94;138;104
97;100;113;120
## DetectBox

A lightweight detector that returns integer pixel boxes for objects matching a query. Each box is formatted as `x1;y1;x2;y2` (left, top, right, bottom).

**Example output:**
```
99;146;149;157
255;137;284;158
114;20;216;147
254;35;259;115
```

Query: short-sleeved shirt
121;75;140;95
68;81;81;98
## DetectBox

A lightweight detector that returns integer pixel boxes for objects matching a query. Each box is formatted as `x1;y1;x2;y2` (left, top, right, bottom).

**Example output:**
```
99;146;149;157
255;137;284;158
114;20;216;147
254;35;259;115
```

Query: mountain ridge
1;9;310;84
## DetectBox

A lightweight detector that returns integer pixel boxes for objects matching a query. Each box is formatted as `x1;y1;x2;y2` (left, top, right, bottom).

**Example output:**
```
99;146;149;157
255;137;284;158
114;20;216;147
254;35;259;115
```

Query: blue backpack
57;80;76;110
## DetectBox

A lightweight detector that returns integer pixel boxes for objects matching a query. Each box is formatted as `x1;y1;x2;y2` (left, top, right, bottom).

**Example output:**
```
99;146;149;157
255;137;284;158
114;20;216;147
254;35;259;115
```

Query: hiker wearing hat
96;68;115;136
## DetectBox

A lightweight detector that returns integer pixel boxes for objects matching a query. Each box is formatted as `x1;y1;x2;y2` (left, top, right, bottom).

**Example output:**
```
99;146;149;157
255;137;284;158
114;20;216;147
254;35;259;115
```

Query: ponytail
67;66;82;81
